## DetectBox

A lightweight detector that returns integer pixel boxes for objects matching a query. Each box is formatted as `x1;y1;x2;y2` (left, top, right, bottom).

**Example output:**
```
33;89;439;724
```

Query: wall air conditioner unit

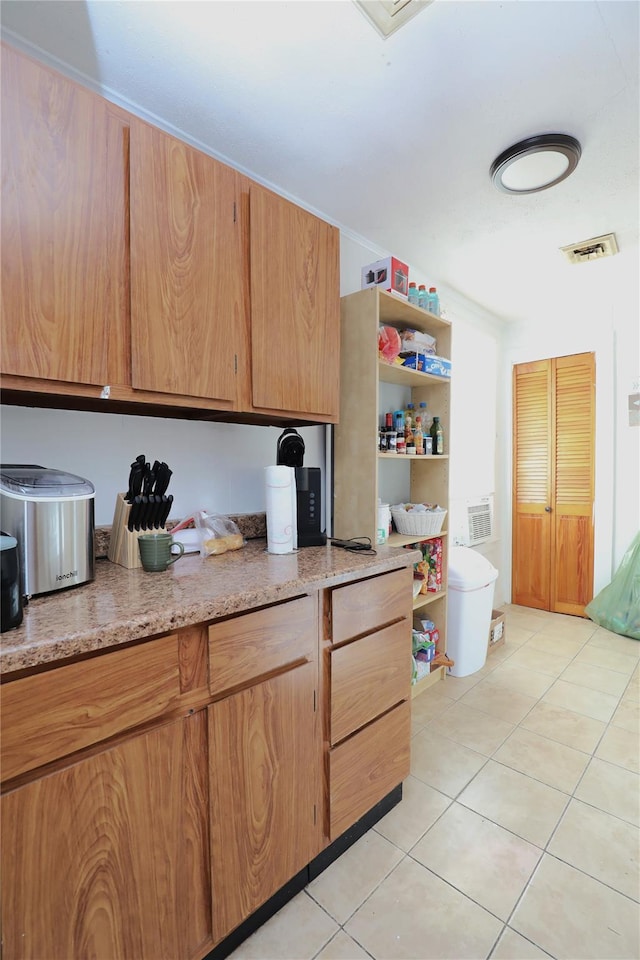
452;496;494;547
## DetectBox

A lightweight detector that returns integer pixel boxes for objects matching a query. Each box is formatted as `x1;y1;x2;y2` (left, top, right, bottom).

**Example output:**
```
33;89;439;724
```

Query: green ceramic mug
138;533;185;572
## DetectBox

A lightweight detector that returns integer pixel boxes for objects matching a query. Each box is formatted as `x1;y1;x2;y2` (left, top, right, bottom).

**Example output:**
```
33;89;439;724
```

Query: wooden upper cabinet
248;184;340;421
0;43;129;386
129;120;244;405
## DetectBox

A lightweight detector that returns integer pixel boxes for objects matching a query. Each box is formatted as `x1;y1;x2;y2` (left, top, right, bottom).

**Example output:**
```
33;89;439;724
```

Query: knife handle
133;495;143;532
159;495;173;529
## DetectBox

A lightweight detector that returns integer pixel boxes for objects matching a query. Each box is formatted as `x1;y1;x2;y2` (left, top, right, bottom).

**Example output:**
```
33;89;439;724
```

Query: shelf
378;359;450;388
413;591;446;611
411;665;446;698
377;289;451;334
388;531;447;548
378;453;449;460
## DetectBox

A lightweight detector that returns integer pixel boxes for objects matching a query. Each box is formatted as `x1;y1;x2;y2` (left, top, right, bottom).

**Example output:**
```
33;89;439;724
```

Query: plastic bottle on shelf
417;285;428;310
430;416;444;455
427;287;440;316
417;400;428;429
404;402;415;441
414;413;424;455
394;410;405;454
407;282;419;305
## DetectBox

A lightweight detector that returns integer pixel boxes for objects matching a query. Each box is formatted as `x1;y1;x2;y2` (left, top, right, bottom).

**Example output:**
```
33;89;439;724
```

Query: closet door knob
545;506;552;513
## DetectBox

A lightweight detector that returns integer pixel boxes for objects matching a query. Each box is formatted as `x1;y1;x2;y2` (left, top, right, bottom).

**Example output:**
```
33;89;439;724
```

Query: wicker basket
391;505;447;537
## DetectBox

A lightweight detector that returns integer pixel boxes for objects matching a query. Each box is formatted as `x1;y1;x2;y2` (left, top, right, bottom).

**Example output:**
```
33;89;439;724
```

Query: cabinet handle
545;506;552;512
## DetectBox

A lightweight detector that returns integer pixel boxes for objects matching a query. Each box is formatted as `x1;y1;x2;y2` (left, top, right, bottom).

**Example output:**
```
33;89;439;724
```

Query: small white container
377;502;391;545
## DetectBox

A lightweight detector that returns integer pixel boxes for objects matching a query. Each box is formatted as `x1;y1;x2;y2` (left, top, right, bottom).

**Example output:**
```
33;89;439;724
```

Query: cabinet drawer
329;700;410;840
330;567;411;645
209;595;316;696
331;620;410;745
1;634;181;782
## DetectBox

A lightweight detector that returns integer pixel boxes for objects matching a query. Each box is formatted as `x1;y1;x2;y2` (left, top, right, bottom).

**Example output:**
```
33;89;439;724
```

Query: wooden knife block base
107;493;167;569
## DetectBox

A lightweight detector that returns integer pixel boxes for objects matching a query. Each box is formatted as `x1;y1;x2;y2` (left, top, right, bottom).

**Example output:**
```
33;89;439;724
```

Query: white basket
391;505;447;537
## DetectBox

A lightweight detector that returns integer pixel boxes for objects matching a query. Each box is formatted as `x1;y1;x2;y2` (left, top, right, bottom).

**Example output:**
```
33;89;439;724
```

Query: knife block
107;493;167;569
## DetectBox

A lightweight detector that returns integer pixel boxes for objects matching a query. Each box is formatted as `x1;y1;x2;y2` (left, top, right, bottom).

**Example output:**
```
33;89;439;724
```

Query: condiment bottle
404;403;415;445
414;415;424;455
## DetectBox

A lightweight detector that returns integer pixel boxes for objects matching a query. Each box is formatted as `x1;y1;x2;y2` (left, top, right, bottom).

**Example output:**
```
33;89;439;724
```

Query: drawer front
329;700;410;840
330;619;410;745
331;567;411;644
209;595;316;696
1;634;181;782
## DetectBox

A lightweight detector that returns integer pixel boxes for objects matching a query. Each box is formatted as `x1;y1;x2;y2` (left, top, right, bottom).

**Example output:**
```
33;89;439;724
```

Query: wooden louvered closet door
512;353;595;616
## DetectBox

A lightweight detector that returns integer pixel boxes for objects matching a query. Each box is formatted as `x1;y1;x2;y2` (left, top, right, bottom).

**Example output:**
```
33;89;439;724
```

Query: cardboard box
488;609;506;653
361;257;409;298
421;355;452;378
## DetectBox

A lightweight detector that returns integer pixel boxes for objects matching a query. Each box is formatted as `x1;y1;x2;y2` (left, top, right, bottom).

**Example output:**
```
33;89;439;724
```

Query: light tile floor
229;605;640;960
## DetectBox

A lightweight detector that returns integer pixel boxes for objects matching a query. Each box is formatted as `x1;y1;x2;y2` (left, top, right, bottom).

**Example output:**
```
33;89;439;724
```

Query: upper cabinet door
0;44;129;386
130;121;243;404
249;185;340;420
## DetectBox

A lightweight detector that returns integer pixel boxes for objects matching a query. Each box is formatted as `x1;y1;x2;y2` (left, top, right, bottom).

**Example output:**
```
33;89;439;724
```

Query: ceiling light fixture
490;134;581;195
354;0;433;39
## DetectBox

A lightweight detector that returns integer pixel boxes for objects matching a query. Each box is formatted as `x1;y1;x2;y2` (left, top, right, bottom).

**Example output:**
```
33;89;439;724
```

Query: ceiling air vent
560;233;619;265
354;0;434;38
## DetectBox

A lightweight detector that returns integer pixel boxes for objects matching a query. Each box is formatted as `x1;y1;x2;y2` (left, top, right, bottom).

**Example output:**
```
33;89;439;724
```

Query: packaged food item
194;510;245;558
378;325;402;363
397;328;437;354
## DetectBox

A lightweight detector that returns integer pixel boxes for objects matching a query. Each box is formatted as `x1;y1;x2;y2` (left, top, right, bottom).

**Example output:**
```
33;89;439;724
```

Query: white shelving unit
334;288;452;698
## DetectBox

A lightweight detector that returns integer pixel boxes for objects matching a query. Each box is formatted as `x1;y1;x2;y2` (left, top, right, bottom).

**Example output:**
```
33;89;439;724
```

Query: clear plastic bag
585;532;640;640
193;510;244;558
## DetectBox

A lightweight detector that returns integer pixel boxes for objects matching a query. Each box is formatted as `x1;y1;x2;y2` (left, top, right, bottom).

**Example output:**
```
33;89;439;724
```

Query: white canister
377;502;391;545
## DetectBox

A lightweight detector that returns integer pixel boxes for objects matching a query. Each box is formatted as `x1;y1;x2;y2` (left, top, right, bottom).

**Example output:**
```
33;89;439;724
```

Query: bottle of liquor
430;416;444;455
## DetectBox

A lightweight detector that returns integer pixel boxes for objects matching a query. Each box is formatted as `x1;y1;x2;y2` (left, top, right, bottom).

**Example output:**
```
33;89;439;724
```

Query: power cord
330;537;377;556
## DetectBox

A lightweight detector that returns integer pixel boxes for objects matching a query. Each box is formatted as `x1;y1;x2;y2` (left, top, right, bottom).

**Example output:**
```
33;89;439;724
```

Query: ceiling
2;0;639;329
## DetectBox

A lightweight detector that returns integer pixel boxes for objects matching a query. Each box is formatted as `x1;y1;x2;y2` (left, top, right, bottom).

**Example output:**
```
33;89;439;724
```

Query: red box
361;257;409;298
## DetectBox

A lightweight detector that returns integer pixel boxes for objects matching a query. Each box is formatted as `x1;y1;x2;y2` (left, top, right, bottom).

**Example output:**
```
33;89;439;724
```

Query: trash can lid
448;545;499;590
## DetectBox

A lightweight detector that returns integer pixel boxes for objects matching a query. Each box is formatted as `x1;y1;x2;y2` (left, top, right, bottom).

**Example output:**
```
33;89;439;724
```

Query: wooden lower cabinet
325;569;412;841
208;661;321;943
330;619;409;745
0;572;413;959
1;712;211;960
329;700;411;840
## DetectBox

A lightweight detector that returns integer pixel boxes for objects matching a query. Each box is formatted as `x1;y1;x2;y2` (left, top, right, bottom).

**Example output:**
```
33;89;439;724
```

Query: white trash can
447;546;499;677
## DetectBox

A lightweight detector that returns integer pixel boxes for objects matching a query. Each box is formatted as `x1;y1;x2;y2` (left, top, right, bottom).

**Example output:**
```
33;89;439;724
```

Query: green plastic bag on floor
585;532;640;640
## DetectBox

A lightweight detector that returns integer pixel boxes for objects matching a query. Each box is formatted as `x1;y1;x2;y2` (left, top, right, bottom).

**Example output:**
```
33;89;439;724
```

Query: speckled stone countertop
1;539;420;676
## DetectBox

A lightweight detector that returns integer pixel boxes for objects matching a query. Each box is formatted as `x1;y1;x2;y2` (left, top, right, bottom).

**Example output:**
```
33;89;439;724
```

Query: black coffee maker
1;531;23;632
276;429;327;547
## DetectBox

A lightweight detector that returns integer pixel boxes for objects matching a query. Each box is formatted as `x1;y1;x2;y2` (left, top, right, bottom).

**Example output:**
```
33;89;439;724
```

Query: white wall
0;406;325;527
500;264;640;596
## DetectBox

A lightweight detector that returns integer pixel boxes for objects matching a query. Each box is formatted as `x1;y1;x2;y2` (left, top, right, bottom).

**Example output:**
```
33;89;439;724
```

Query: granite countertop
1;539;420;676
